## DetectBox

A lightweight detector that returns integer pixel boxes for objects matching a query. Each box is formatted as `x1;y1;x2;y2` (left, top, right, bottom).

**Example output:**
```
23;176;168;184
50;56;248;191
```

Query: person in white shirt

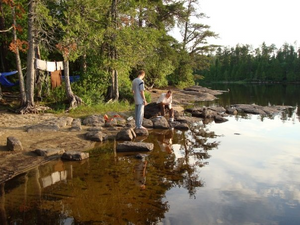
132;70;147;129
157;90;174;121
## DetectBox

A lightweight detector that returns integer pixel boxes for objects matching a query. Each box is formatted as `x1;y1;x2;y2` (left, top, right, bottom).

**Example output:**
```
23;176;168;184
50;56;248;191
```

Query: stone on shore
116;128;136;141
35;148;65;157
61;151;89;161
117;141;154;152
82;115;105;126
85;131;106;142
7;136;23;151
70;118;82;131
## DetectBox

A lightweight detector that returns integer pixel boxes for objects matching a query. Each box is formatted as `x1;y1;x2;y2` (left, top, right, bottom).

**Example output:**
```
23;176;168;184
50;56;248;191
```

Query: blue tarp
0;71;19;87
62;75;80;83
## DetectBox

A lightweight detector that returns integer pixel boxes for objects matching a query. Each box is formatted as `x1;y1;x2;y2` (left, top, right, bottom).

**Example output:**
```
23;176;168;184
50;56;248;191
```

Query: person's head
137;70;145;79
166;90;172;98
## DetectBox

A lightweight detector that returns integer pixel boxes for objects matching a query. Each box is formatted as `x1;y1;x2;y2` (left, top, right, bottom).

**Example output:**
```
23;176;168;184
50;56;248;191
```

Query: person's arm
140;90;147;105
157;93;165;104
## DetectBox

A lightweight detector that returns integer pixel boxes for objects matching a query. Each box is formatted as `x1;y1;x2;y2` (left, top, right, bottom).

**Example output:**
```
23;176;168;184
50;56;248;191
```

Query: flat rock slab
117;141;154;152
35;148;65;157
61;151;89;161
27;124;59;133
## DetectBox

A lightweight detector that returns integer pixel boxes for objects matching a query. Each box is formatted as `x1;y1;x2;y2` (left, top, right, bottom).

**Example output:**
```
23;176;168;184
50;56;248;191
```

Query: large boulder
116;141;154;152
144;102;161;119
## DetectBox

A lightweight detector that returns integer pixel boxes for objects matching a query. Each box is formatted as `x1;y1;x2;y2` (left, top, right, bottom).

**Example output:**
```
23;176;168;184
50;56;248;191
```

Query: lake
1;84;300;225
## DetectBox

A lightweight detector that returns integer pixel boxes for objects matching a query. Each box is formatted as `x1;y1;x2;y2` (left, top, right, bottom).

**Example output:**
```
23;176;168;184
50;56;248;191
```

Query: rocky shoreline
0;86;293;184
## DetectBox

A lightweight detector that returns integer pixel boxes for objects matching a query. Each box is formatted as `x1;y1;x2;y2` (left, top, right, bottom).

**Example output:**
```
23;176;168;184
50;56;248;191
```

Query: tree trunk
17;0;36;114
64;60;83;111
12;6;26;105
106;0;119;102
0;1;8;72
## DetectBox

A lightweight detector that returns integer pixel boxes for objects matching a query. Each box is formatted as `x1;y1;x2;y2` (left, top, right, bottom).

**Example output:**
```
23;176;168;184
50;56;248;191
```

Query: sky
193;0;300;49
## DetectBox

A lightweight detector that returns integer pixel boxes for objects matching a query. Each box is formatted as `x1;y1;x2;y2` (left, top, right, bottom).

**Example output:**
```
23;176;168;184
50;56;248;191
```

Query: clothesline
35;59;64;72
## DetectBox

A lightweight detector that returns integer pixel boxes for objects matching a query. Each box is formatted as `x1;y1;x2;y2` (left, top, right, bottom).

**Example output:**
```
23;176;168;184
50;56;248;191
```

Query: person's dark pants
158;102;174;118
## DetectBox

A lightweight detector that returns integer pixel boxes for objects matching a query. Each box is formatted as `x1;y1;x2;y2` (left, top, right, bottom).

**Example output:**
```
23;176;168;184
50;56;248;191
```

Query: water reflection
2;84;300;224
0;123;221;224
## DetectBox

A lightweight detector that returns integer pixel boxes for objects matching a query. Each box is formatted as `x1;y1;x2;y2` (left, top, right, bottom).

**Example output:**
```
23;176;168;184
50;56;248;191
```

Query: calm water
1;84;300;225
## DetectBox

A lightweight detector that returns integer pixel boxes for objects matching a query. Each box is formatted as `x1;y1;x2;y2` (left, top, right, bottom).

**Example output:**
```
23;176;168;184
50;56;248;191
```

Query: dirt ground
0;86;223;183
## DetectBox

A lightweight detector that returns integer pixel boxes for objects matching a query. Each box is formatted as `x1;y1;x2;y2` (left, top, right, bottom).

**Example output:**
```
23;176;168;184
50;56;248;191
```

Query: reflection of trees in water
150;122;219;198
1;141;170;224
2;125;220;224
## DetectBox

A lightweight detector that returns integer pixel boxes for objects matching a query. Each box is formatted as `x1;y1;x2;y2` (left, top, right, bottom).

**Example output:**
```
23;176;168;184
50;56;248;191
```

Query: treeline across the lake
0;0;218;113
199;43;300;83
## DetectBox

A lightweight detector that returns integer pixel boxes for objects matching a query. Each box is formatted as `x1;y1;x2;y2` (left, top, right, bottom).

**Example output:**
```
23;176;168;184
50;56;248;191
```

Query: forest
0;0;218;113
199;42;300;83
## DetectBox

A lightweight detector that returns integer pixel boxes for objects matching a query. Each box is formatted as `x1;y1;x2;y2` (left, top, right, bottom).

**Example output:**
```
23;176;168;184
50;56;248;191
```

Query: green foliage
46;86;67;111
67;100;134;118
71;70;110;106
145;92;152;103
201;43;300;83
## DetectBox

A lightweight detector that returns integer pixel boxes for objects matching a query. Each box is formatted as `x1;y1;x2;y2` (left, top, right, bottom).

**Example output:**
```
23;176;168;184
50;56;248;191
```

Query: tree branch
0;26;13;33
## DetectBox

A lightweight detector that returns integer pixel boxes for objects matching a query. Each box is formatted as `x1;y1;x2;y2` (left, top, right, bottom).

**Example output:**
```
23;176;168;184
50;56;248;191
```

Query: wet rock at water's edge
151;116;170;129
134;128;149;136
116;128;136;141
116;141;154;152
61;151;89;161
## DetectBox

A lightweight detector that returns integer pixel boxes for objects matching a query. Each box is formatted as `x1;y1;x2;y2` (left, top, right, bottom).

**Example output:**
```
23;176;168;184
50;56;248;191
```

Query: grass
66;100;134;118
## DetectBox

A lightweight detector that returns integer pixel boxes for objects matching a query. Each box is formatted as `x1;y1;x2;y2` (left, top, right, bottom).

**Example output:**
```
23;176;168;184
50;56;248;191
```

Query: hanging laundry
51;70;62;88
35;59;64;72
56;61;64;70
47;61;56;72
36;59;47;71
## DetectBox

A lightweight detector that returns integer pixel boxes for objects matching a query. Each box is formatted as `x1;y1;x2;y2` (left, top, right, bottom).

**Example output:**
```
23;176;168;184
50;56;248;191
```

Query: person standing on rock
132;70;147;129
